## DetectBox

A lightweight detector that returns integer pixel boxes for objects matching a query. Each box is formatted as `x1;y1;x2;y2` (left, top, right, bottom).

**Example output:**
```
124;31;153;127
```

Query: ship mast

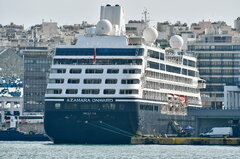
142;8;150;23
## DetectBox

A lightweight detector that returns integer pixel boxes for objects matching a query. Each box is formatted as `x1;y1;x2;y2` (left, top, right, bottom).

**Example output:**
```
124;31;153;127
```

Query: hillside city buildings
0;17;240;121
0;21;92;48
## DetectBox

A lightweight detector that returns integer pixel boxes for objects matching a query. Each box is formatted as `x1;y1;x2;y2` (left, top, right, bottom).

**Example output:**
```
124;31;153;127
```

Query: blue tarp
184;125;194;130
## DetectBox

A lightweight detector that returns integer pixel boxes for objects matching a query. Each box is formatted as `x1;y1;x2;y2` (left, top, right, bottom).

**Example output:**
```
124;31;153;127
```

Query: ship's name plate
66;98;114;103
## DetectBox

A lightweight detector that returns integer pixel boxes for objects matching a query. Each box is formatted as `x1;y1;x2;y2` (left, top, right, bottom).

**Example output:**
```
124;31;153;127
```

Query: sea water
0;141;239;159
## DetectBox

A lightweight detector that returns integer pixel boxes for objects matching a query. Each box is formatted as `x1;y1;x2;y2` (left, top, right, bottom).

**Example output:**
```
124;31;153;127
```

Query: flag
93;48;96;64
185;96;188;104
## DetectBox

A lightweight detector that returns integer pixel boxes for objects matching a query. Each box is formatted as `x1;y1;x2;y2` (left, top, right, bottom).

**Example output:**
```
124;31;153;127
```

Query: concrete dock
131;136;240;145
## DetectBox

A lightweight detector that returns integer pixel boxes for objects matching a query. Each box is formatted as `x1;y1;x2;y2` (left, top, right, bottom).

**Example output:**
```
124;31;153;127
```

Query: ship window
107;69;119;74
70;69;82;74
188;70;196;77
148;50;160;59
183;59;188;66
49;79;64;84
121;79;140;84
182;69;187;75
123;69;141;74
79;104;90;110
126;27;137;31
82;89;100;94
46;89;62;94
55;48;93;56
105;79;117;84
55;103;61;109
85;69;103;74
55;48;144;56
65;89;78;94
103;89;116;94
68;79;80;84
64;103;77;110
188;60;196;67
160;53;165;60
102;103;116;110
166;65;181;74
119;89;138;94
84;79;101;84
54;59;142;65
160;64;165;70
50;69;66;73
140;105;153;111
148;61;159;70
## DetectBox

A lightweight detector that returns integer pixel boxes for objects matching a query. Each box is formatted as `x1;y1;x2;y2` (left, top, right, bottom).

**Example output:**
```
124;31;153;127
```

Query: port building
23;47;52;112
188;29;240;108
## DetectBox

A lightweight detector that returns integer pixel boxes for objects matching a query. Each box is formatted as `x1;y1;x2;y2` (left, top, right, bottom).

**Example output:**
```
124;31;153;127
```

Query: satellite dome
96;19;112;35
143;27;158;43
169;35;184;50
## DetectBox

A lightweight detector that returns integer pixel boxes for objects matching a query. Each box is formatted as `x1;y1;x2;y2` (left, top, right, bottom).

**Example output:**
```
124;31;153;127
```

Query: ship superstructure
44;5;205;144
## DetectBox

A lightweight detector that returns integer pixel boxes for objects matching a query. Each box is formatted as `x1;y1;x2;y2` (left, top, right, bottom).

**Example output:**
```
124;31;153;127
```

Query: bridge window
55;48;144;56
54;59;142;65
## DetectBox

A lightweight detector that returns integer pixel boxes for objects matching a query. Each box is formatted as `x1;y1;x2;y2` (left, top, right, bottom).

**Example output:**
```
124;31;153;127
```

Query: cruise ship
44;5;205;144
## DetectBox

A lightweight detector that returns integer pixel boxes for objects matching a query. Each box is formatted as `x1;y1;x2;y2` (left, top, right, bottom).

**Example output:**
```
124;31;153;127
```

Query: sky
0;0;239;28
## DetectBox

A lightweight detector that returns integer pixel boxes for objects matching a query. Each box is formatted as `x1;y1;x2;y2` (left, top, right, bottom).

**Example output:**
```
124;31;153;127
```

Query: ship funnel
100;4;125;35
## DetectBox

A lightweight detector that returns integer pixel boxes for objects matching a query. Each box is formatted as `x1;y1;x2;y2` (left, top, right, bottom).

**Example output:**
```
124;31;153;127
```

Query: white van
200;127;233;137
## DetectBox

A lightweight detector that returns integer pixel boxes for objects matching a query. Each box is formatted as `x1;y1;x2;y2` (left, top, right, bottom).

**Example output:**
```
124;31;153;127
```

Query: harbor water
0;141;240;159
